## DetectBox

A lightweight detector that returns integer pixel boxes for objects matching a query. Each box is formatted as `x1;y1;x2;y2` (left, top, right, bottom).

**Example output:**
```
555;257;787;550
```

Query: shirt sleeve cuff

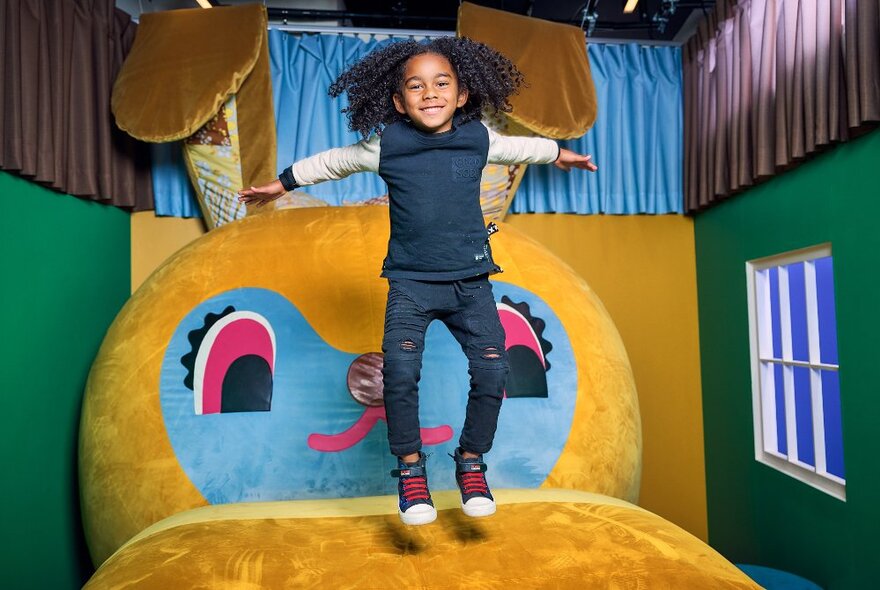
278;166;299;192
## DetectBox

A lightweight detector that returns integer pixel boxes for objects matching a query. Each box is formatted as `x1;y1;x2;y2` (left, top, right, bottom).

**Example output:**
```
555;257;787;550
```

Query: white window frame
746;243;845;501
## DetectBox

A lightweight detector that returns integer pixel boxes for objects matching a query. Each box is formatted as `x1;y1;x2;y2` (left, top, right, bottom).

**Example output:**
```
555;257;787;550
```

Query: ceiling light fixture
623;0;639;14
652;0;677;34
579;0;599;37
195;0;212;8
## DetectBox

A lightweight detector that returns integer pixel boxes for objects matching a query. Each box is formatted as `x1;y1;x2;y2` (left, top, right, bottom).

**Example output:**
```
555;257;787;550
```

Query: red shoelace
402;476;430;501
460;472;489;495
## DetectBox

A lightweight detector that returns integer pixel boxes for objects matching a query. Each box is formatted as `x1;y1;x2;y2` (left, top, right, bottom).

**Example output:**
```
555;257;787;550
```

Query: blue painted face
159;283;577;504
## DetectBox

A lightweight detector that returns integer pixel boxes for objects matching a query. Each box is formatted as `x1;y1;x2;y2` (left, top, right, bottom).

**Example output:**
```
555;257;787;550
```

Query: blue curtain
151;141;201;217
149;33;683;216
511;44;683;214
270;32;388;203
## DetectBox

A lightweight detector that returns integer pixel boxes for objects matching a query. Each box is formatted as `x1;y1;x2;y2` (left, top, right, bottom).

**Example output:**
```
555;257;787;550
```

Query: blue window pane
815;257;839;365
821;370;845;479
774;363;787;455
768;267;782;358
787;263;810;362
793;366;815;466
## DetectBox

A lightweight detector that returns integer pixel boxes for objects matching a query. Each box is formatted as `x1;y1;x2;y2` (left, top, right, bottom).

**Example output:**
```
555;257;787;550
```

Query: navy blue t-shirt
378;118;499;281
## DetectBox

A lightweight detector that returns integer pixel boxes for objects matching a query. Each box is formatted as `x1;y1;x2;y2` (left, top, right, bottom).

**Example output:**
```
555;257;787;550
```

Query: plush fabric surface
85;490;758;589
233;19;276;193
458;2;598;139
111;4;267;143
111;3;276;227
80;207;640;565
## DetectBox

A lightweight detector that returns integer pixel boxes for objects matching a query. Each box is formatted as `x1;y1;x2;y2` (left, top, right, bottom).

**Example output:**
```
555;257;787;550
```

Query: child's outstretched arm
485;125;598;173
238;135;381;207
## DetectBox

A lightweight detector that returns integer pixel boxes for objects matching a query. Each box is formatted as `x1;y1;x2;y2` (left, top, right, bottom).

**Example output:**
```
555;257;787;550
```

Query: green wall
0;172;130;589
695;129;880;589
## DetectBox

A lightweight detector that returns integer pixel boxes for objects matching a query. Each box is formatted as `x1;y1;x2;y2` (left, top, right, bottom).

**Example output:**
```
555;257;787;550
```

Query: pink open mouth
308;405;453;452
307;352;453;452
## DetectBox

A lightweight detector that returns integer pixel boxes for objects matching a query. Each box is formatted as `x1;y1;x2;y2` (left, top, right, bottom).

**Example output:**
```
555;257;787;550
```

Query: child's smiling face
393;53;469;134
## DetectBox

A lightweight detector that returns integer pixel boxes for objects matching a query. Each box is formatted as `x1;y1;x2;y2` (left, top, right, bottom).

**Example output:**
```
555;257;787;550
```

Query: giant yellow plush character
80;207;757;589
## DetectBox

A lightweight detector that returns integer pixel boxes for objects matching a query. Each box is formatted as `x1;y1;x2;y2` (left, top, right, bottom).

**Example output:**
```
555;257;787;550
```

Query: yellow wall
506;213;706;540
130;211;707;540
131;212;206;293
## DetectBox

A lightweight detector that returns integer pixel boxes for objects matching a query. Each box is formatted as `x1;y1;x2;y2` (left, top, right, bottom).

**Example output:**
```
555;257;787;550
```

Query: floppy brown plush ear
112;3;277;227
457;2;598;139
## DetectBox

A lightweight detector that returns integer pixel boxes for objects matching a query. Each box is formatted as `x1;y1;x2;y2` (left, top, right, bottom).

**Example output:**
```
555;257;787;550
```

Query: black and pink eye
180;306;276;415
497;296;553;398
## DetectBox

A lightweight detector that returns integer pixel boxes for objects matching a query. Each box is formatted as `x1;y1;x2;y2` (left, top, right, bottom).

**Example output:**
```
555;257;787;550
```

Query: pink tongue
307;406;453;452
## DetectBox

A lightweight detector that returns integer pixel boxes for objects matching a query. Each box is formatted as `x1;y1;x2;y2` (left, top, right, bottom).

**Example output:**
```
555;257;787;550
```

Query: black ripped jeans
382;274;509;457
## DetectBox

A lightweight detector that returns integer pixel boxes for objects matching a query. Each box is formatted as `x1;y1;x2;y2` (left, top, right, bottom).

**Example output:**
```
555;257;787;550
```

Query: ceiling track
264;2;711;35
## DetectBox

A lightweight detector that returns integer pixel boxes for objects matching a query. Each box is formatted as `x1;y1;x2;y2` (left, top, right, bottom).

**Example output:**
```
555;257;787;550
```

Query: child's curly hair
329;37;524;138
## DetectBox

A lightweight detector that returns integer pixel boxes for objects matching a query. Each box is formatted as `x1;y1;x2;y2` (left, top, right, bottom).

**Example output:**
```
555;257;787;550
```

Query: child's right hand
237;179;286;207
554;148;598;172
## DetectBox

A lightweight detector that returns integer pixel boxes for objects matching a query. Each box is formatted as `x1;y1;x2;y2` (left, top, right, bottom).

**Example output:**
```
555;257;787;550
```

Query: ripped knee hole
480;346;503;360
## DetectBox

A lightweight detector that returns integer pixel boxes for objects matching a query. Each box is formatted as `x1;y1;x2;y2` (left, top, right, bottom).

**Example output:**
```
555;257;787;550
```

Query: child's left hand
554;148;598;172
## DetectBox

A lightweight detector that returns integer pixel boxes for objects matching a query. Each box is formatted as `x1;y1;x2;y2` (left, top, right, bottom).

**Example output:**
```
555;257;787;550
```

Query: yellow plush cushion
84;490;758;589
111;4;268;142
458;2;598;139
80;207;640;565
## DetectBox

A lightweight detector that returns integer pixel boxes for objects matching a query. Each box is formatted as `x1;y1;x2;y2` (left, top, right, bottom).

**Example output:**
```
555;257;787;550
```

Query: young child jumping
238;37;597;526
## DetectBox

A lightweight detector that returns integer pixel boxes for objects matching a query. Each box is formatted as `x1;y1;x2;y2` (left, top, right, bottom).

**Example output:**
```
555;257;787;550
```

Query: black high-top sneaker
390;452;437;526
451;447;496;517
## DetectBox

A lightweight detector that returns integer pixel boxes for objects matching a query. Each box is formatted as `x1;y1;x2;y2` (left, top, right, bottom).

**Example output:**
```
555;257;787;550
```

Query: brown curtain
683;0;879;212
0;0;153;210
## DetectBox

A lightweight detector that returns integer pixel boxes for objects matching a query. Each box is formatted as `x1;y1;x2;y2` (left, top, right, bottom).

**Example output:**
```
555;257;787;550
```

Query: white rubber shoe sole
461;497;496;518
399;503;437;526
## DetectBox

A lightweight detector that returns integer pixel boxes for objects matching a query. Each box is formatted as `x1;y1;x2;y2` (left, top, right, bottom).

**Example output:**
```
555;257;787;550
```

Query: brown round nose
347;352;384;407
